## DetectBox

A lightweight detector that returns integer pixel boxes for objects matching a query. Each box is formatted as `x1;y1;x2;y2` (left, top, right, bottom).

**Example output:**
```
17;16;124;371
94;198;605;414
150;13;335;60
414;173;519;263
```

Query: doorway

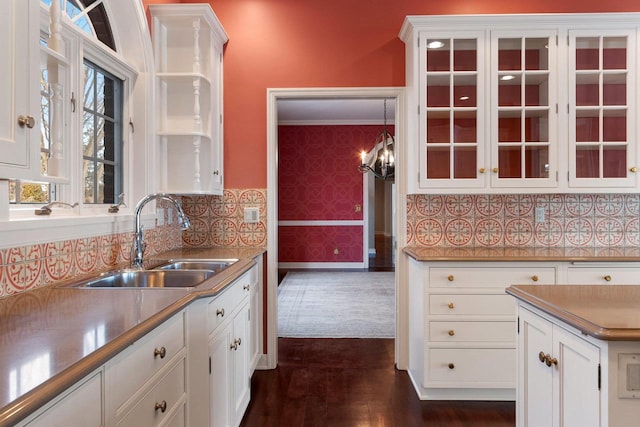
264;87;406;369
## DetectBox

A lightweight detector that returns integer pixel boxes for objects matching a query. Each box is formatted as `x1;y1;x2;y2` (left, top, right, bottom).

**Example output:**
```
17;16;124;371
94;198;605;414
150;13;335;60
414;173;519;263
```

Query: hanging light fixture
359;99;395;180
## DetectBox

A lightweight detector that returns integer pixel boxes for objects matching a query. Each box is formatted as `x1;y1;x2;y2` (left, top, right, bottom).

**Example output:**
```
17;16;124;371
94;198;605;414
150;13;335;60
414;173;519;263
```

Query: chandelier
359;99;395;180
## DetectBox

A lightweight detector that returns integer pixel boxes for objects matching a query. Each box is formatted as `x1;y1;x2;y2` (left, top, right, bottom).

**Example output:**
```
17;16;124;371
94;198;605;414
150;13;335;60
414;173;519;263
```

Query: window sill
0;212;158;249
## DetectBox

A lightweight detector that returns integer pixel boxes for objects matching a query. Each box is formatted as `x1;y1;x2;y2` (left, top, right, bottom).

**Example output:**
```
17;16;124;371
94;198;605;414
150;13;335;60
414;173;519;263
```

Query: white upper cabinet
400;13;640;194
0;0;40;180
150;4;228;195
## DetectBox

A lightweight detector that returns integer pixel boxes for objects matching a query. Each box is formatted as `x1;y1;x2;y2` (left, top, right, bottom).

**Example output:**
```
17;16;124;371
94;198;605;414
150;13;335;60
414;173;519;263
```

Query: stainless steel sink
73;269;215;289
154;259;238;273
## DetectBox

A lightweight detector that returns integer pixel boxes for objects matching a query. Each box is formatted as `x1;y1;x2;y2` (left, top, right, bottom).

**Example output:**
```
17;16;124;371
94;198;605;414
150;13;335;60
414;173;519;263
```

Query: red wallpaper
277;125;385;263
278;226;363;262
141;0;640;188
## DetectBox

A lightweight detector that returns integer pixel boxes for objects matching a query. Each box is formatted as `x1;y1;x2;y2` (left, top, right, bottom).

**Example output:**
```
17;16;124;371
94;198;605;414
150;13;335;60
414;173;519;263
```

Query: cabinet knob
492;167;499;173
448;363;455;370
447;275;454;282
213;170;219;175
18;115;35;129
154;346;166;359
155;400;167;413
447;302;455;309
538;351;546;363
545;355;558;367
230;338;242;351
216;308;225;317
531;275;539;282
243;284;250;291
630;167;637;173
479;168;486;174
604;275;612;282
448;330;455;336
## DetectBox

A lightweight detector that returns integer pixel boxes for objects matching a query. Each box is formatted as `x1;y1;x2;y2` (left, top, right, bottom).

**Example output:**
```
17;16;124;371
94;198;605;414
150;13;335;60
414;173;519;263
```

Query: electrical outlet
333;248;339;255
535;207;545;223
243;207;259;223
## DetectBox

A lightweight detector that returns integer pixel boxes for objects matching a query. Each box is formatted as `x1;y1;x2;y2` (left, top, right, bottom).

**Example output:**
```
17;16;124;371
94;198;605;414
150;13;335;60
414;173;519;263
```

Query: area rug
277;271;395;338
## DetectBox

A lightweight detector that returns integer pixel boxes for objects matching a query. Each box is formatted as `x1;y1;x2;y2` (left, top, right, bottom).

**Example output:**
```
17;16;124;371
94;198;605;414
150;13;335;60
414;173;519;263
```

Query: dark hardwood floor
240;338;516;427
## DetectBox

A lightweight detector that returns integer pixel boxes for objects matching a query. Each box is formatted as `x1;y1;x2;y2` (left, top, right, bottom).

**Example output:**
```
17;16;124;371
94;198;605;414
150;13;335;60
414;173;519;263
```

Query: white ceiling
277;98;396;125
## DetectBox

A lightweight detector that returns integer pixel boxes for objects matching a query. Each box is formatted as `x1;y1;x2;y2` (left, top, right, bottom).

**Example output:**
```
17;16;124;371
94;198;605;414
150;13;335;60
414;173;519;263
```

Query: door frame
264;87;408;369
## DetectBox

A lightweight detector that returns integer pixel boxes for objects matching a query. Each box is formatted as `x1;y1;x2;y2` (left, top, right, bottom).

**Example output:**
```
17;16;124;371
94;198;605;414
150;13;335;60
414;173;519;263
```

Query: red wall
141;0;640;188
278;125;384;263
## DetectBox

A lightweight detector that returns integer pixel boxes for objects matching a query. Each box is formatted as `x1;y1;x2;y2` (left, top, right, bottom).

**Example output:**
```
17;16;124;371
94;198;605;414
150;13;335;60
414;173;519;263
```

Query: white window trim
3;0;157;245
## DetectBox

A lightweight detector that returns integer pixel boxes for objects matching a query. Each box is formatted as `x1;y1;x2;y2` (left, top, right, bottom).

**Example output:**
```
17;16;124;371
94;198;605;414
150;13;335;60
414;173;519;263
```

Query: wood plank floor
240;338;515;427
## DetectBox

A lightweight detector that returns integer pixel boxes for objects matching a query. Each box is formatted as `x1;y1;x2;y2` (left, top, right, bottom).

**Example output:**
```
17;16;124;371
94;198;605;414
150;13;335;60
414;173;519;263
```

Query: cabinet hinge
555;104;558;114
568;171;570;182
556;35;558;46
248;309;251;321
556;171;558;182
417;105;420;116
418;37;420;48
517;316;520;334
209;356;212;374
598;364;601;390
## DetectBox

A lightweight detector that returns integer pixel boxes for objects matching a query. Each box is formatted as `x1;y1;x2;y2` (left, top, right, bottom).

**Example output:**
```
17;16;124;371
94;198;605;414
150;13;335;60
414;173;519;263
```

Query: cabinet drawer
429;321;515;343
566;267;640;285
429;267;556;288
109;312;185;409
208;272;251;334
426;348;515;387
429;294;515;316
24;371;103;427
117;358;186;427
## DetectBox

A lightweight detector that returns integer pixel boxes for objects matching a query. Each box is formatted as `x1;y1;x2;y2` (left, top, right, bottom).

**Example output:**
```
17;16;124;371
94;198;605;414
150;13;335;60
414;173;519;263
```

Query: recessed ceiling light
427;41;445;49
459;96;470;101
500;75;515;81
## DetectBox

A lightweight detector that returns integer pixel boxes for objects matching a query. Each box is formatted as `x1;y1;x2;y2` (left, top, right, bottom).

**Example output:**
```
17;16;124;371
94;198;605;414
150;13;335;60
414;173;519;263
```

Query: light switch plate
618;353;640;398
243;207;259;224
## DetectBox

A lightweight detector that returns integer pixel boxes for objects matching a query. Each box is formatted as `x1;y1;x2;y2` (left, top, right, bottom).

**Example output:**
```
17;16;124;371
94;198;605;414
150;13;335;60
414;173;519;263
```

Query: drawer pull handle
531;275;539;282
216;308;225;317
492;167;499;173
155;400;167;413
631;167;638;173
604;275;612;282
479;168;486;174
243;284;250;291
447;275;454;282
448;330;455;336
18;115;35;129
154;347;166;359
447;302;455;309
448;363;455;370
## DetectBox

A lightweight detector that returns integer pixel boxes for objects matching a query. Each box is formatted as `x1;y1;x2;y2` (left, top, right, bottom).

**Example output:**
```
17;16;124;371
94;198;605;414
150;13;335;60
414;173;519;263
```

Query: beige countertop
404;245;640;262
506;285;640;341
0;247;264;427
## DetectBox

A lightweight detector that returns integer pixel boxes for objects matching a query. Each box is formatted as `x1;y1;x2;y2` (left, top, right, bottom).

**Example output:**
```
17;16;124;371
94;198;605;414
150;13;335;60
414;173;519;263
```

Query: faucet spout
131;193;190;268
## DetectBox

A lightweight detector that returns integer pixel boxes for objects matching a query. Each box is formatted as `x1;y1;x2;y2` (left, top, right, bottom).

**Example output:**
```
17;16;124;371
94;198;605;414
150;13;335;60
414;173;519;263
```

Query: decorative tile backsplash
181;189;267;249
407;193;640;248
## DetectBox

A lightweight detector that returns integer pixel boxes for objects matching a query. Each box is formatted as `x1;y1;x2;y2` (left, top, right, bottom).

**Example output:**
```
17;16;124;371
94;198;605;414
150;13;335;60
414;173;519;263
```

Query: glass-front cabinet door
568;30;636;188
490;31;557;188
419;31;485;189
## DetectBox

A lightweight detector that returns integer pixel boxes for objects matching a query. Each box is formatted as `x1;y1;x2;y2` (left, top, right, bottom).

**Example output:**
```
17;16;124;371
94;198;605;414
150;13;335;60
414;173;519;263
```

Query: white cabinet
518;305;600;427
106;310;188;427
248;255;263;372
407;259;558;400
0;0;40;179
150;4;228;195
17;370;104;427
400;13;640;194
208;271;252;427
566;263;640;285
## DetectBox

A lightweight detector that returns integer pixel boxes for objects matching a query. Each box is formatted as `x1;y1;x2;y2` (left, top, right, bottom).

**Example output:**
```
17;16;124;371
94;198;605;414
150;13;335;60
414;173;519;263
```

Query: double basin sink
68;259;238;289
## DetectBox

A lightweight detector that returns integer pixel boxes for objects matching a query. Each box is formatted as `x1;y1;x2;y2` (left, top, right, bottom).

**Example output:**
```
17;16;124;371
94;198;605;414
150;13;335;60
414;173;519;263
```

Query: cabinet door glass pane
525;146;549;178
603;73;626;106
498;146;521;178
575;74;599;106
453;75;476;107
499;74;522;106
525;111;548;142
427;74;450;107
525;74;548;107
427;111;450;143
498;38;521;71
427;39;450;71
603;112;626;141
576;111;599;142
525;38;549;71
454;111;476;143
499;113;521;142
603;37;626;70
454;146;476;178
426;146;450;179
453;39;477;71
603;146;626;177
576;37;600;70
576;146;599;178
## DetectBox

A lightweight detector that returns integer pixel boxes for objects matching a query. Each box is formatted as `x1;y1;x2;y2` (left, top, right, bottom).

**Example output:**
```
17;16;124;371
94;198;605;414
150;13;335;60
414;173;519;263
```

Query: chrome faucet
131;193;191;269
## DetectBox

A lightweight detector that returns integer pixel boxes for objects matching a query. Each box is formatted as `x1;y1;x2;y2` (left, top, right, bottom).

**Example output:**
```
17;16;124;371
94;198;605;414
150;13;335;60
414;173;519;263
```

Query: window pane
84;65;95;110
83;111;94;153
96;116;105;158
84;159;95;203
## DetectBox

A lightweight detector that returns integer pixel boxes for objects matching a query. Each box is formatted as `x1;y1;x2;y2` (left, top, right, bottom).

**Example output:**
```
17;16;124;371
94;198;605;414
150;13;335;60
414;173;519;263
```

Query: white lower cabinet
518;305;600;427
18;370;104;427
208;271;252;427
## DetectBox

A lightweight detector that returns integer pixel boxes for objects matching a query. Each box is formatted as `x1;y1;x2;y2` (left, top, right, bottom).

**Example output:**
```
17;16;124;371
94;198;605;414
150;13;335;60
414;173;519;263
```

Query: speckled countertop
506;285;640;341
0;247;264;427
404;245;640;262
